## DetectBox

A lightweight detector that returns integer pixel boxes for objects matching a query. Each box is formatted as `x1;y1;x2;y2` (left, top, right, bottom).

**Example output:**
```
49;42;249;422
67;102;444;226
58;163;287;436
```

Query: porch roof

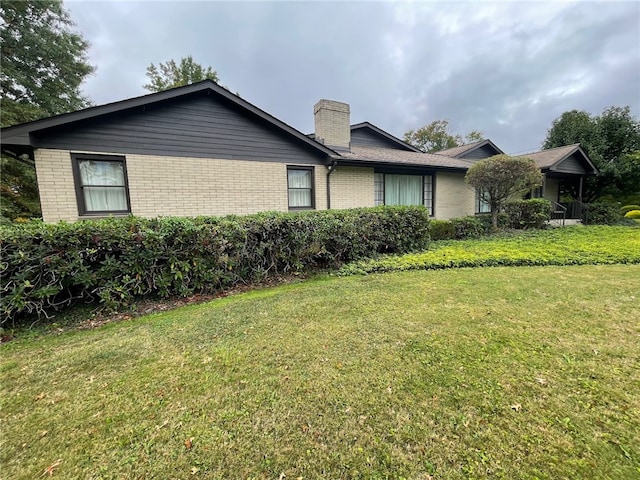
517;144;599;175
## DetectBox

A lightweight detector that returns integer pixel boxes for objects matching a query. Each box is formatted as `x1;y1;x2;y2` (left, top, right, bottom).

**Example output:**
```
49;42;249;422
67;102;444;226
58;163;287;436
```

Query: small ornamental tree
465;155;543;231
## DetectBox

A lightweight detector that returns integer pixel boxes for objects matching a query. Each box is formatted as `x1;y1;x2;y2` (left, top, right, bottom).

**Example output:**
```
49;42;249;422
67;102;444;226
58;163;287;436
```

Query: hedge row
429;199;552;241
0;207;430;324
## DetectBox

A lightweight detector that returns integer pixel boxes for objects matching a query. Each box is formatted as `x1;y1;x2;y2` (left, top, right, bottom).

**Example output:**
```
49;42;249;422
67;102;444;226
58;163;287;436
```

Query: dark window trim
475;188;491;214
287;165;315;210
71;153;131;216
375;171;435;217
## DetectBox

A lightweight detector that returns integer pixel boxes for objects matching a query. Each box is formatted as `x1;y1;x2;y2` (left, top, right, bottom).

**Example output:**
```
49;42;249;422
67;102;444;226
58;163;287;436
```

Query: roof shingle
515;144;581;168
336;146;473;170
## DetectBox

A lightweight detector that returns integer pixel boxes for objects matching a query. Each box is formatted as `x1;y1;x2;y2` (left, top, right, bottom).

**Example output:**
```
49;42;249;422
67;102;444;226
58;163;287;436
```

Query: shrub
624;209;640;219
621;205;640;215
504;199;551;229
450;216;487;239
0;207;430;324
582;203;621;225
430;220;456;241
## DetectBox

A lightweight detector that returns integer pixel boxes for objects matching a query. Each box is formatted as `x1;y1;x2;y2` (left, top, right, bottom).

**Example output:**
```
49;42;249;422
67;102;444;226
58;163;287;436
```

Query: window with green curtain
374;173;433;214
384;174;422;206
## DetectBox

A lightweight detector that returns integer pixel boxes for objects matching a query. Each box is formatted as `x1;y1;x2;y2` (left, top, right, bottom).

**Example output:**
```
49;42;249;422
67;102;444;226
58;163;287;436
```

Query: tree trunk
491;209;498;232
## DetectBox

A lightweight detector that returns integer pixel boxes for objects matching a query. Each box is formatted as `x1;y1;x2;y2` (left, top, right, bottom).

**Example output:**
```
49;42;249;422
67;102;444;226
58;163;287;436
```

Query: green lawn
2;264;639;479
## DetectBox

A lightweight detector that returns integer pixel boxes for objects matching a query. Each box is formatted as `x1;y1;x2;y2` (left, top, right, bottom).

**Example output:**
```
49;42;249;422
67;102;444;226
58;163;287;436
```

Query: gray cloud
67;0;640;154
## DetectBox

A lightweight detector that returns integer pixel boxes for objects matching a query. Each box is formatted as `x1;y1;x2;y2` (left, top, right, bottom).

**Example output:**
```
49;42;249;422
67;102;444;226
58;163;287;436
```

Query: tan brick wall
313;99;350;149
34;149;327;222
34;149;79;222
330;166;375;209
434;171;476;219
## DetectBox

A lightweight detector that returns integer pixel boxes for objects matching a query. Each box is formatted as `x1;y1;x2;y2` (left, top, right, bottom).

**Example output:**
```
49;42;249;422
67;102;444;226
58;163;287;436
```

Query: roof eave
333;157;468;172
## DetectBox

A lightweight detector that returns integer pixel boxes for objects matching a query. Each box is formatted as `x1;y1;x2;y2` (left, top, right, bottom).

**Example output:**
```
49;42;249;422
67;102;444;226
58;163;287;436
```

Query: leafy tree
144;56;219;92
1;0;95;221
1;0;94;125
0;157;41;221
403;120;484;153
543;106;640;202
465;155;543;231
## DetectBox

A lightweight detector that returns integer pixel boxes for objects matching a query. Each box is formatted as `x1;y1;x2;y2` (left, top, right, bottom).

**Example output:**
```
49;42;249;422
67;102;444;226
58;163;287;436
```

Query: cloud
66;0;640;153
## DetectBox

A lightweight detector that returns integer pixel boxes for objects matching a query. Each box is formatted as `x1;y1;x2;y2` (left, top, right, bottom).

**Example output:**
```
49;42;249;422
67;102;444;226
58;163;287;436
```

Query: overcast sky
66;0;640;154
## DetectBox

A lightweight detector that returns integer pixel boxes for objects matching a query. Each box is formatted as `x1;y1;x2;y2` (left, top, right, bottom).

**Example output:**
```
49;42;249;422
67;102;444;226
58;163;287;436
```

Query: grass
1;264;639;479
339;225;640;275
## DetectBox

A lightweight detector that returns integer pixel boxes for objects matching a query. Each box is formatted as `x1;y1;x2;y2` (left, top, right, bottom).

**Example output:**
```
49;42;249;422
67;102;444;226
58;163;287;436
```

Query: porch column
578;176;583;202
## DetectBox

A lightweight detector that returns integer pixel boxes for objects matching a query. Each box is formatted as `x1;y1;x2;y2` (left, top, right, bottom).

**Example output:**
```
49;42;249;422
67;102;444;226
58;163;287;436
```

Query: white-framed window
287;166;314;209
72;154;130;215
374;173;434;215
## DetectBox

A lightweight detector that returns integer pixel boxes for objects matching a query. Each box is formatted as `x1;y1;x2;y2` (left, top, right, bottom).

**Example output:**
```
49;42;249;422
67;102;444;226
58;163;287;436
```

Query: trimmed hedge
621;205;640;215
429;199;551;241
429;220;456;241
0;207;430;324
450;216;487;239
624;210;640;219
582;203;621;225
504;199;551;229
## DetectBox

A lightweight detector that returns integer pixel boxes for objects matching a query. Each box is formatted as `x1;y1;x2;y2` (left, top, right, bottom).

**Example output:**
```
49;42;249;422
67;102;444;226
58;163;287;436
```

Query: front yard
1;264;639;479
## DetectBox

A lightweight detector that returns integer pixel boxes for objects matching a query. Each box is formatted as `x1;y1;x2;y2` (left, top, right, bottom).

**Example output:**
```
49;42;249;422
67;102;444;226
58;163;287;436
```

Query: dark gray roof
335;146;473;171
434;139;504;157
1;79;338;158
515;144;599;174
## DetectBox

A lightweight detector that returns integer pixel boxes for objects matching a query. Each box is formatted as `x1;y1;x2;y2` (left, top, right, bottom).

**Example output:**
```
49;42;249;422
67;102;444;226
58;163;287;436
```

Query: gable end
30;92;328;164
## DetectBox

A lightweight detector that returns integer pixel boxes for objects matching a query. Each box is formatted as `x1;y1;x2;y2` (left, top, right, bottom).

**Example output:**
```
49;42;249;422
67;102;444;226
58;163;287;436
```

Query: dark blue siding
554;154;586;174
351;129;410;150
459;145;499;160
32;93;326;164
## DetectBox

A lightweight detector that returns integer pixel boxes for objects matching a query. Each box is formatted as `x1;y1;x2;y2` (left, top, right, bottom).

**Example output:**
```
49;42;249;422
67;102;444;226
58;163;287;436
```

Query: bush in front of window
0;206;430;324
504;199;552;229
449;216;488;239
429;220;456;241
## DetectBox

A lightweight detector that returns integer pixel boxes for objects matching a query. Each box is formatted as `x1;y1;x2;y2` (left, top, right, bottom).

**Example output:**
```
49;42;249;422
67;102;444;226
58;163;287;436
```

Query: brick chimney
313;99;350;151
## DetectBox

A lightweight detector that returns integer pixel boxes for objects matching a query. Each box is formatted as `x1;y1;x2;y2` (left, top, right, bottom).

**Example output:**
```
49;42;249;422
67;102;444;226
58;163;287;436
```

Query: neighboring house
0;80;598;223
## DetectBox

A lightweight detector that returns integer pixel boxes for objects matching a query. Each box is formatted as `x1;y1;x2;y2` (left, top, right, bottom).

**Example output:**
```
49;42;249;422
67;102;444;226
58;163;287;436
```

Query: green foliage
0;0;94;126
581;203;621;225
403;119;483;153
621;204;640;215
1;156;41;221
465;155;543;230
144;55;219;92
543;107;640;202
429;219;456;241
504;199;551;229
624;210;640;219
1;0;94;220
339;226;640;275
449;216;487;238
0;207;430;323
